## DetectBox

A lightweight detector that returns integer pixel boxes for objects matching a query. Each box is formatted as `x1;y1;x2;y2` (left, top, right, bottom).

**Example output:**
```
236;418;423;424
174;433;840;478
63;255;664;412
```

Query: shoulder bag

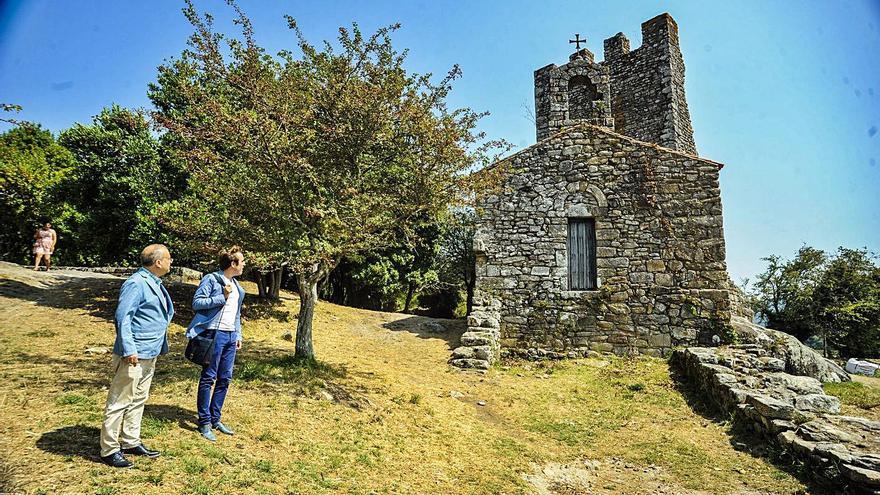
184;273;226;366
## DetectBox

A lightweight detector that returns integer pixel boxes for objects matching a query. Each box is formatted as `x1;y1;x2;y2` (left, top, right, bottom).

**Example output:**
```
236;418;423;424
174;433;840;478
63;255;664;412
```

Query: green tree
750;245;880;358
149;1;502;358
58;105;186;265
750;246;827;341
813;248;880;358
0;123;76;263
436;208;477;315
324;218;442;312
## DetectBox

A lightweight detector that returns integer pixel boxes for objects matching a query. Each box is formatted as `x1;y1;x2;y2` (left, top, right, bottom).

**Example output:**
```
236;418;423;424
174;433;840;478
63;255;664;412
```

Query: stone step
466;326;500;336
450;358;490;370
451;346;475;359
467;313;500;329
461;331;498;347
452;345;494;361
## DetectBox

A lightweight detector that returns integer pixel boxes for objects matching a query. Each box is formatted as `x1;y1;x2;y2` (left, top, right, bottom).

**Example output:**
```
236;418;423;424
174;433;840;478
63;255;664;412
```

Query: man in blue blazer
187;246;245;441
99;244;174;468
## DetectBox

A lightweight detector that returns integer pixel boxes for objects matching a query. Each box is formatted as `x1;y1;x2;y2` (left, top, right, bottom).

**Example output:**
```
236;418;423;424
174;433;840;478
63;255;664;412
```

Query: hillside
0;262;816;494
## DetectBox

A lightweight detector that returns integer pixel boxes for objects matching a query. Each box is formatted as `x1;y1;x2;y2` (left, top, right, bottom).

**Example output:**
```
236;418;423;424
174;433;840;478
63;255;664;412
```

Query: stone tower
452;13;725;370
534;13;697;155
534;46;613;141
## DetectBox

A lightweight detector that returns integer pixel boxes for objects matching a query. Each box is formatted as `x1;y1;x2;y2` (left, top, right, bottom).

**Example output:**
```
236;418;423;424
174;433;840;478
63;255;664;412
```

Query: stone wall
602;14;697;155
727;278;756;320
460;123;730;363
48;265;203;284
534;13;697;153
673;346;879;494
534;49;614;142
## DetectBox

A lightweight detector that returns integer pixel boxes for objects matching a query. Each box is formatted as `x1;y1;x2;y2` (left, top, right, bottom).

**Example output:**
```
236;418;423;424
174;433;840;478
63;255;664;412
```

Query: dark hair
218;245;243;270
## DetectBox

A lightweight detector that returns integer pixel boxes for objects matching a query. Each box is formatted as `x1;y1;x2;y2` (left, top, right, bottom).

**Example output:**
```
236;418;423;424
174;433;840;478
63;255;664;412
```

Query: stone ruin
453;14;729;369
450;14;879;491
673;318;878;494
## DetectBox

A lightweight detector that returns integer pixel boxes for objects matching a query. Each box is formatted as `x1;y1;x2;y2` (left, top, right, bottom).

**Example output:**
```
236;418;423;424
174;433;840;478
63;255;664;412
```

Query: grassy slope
824;375;880;421
0;264;815;494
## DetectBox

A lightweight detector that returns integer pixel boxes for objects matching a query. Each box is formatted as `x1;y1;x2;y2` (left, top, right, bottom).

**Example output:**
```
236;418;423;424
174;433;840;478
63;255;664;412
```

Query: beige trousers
99;354;156;457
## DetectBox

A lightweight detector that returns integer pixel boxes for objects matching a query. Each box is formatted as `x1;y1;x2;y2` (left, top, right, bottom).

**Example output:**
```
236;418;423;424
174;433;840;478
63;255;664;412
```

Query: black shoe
100;451;133;468
122;444;160;458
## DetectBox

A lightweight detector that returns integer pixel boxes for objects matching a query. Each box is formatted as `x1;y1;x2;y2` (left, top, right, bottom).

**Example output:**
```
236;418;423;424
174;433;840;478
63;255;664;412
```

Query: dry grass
0;263;809;494
824;374;880;421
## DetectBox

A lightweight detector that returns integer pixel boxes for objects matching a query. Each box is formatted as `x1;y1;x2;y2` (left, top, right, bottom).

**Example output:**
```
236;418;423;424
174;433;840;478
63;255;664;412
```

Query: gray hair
141;244;168;267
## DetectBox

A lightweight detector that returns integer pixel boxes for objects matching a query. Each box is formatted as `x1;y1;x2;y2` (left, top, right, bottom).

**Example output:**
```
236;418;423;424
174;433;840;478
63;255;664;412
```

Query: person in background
33;221;56;271
99;244;174;468
186;246;245;441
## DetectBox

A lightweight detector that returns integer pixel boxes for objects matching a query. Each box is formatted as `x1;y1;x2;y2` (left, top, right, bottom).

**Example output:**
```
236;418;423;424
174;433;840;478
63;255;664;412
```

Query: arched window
567;75;599;120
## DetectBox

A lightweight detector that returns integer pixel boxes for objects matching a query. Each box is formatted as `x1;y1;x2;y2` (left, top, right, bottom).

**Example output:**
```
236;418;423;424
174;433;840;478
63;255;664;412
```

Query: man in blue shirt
99;244;174;468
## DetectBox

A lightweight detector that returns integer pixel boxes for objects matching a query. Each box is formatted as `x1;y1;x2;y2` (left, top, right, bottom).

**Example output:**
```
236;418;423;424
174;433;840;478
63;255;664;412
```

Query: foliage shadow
380;315;466;350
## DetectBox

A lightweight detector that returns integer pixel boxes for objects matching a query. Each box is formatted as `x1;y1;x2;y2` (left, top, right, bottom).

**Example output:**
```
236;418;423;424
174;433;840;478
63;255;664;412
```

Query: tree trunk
271;267;283;299
266;270;276;299
256;272;266;298
403;282;416;313
263;269;283;300
822;328;828;358
295;272;317;359
327;270;343;303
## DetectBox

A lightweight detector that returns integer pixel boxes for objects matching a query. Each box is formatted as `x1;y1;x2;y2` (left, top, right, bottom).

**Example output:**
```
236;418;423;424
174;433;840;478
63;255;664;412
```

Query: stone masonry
534;47;614;141
450;123;730;371
535;14;696;154
603;14;696;155
452;13;724;370
672;345;879;493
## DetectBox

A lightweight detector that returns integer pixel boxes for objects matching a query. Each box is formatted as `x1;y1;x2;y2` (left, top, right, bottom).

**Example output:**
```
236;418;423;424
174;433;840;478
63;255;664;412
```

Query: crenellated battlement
535;13;697;155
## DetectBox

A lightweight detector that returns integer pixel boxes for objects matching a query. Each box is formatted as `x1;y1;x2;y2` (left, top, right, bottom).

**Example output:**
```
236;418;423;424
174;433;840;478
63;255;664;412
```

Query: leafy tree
0;124;76;263
149;1;502;358
813;248;880;358
436;208;477;315
324;218;442;312
750;245;880;358
750;246;826;340
58;105;186;265
332;253;414;311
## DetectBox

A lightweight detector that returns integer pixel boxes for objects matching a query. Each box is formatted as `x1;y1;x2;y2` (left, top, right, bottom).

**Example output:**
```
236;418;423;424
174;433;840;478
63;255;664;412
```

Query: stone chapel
452;13;734;369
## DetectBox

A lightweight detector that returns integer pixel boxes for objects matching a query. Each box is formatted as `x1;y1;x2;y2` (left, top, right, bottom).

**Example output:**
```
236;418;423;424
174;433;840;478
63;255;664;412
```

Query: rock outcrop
673;345;878;494
732;316;850;383
43;265;203;284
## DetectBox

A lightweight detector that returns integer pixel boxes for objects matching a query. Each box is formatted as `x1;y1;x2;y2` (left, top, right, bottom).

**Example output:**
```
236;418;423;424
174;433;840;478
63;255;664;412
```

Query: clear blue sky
1;0;878;282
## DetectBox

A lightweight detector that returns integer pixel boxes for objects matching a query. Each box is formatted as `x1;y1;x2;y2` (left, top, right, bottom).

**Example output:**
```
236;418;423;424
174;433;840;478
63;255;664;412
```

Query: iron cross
569;33;587;50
